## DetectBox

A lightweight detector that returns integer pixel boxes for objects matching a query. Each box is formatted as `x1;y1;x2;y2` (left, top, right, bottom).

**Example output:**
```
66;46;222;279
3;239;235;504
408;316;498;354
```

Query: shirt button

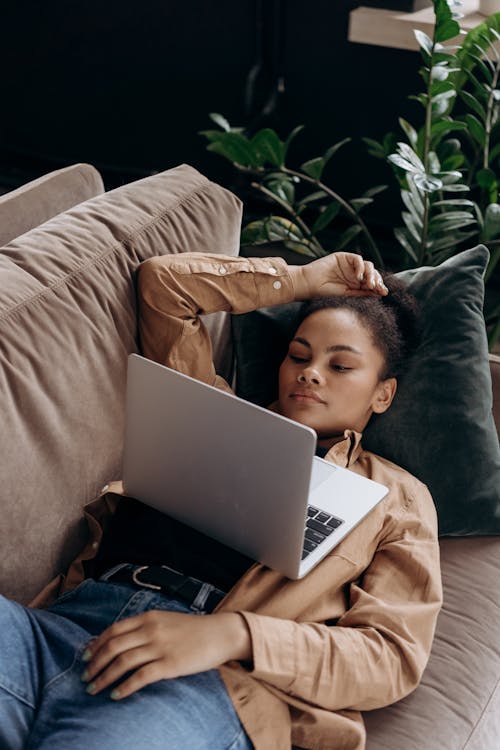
273;280;282;290
92;541;99;549
219;265;227;275
269;266;278;275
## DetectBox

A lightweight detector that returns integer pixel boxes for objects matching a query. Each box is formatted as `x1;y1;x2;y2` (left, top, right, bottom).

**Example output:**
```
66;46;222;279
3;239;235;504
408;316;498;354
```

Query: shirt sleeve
138;253;295;390
239;481;443;712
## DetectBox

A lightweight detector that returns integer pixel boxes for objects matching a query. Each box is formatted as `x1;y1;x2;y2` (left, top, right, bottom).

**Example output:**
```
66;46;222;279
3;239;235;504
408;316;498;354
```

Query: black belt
101;564;225;612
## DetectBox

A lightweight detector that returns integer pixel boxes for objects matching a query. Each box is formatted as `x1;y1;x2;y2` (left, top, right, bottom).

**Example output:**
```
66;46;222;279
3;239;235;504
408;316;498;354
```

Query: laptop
123;354;388;580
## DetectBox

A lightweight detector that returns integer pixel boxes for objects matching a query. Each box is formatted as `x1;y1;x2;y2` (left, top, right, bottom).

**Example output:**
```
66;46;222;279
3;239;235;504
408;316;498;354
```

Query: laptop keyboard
302;505;345;560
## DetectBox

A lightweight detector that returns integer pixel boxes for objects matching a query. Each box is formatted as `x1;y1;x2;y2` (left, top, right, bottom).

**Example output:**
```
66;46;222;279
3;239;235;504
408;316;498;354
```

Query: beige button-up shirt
33;253;443;750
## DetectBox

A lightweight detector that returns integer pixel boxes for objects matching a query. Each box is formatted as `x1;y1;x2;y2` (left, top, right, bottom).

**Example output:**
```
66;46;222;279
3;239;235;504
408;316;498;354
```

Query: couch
0;163;499;749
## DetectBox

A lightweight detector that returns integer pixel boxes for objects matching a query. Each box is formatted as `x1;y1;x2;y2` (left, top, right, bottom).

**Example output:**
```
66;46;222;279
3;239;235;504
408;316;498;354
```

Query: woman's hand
289;252;388;301
81;610;252;700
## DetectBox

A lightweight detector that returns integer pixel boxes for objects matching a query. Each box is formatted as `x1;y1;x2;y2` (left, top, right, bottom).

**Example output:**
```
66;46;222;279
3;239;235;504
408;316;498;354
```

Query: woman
0;252;442;750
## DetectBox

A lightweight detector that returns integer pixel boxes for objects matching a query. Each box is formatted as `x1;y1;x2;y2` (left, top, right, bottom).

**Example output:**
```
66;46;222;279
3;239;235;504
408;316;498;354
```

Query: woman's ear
372;377;397;414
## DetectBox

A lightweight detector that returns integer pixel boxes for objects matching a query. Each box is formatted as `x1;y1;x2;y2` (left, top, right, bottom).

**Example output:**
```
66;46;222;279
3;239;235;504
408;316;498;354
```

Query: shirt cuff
238;610;298;692
242;257;295;308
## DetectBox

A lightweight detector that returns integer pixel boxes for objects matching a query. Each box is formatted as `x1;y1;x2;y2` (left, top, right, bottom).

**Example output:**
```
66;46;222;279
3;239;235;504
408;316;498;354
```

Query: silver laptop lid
123;354;317;578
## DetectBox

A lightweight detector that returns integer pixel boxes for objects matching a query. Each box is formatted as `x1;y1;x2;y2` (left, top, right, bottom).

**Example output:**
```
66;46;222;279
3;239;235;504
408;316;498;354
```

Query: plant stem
420;194;430;265
483;49;500;169
250;181;325;257
419;47;434;264
282;167;385;268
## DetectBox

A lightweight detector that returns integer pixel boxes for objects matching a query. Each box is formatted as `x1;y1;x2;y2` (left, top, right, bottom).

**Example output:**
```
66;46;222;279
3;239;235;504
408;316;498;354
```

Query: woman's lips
290;391;325;404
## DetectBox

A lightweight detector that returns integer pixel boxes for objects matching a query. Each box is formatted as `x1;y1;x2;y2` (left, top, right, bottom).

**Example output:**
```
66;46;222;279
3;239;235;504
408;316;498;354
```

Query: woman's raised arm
138;252;386;389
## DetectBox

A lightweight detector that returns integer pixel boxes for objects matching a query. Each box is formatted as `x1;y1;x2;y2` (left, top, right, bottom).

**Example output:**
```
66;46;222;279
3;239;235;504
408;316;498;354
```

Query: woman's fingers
109;661;171;701
359;260;388;295
338;253;387;296
84;645;158;696
82;626;147;687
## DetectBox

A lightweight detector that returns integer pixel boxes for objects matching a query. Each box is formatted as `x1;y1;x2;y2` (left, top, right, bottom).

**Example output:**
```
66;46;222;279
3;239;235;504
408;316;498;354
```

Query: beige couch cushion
0;164;242;603
364;535;500;749
0;163;104;246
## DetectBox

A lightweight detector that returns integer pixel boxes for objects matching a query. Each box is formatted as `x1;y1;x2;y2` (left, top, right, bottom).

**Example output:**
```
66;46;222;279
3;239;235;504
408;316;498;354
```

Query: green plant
365;1;500;345
200;0;500;348
200;115;386;266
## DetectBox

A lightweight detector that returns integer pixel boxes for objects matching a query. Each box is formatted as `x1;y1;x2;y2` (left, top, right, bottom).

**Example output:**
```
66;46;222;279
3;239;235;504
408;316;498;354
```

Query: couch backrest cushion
0;163;105;246
0;164;242;603
491;354;500;439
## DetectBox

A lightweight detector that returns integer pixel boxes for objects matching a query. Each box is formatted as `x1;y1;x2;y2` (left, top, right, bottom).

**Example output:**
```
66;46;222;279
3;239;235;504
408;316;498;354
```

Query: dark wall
0;1;423;224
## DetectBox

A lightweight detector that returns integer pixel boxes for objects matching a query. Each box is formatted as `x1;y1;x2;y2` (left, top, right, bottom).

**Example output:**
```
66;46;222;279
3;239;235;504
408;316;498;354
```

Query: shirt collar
267;401;362;468
320;430;363;468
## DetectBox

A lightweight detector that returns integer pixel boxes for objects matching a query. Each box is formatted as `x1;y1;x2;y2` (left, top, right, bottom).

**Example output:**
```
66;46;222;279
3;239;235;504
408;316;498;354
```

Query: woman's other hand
289;252;388;301
80;610;252;700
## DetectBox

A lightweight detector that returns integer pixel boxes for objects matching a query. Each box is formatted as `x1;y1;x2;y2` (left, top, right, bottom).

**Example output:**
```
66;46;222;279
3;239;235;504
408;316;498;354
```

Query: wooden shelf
348;1;485;51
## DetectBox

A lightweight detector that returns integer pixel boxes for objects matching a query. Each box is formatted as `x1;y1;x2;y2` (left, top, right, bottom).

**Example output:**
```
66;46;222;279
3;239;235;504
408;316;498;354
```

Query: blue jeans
0;568;253;750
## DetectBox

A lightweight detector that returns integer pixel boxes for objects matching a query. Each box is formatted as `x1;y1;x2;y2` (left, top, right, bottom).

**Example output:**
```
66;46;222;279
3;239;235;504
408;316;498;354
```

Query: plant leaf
207;132;259;167
402;211;423;244
388;154;419;173
335;224;363;251
430;119;468;139
465;115;486;147
363;184;388;198
433;198;475;206
483;202;500;240
429;218;477;232
435;19;461;43
283;239;318;258
350;197;374;211
431;89;457;104
399;118;418;146
264;216;305;243
430;210;476;222
312;201;341;233
241;219;271;245
441;183;470;192
460;90;487;121
414;29;433;55
401;190;424;227
283;125;305;159
362;137;386;159
300;157;325;180
476;167;497;189
413;174;444;192
394;227;419;262
441;153;465;170
397;142;426;170
408;177;425;214
251;129;285;167
431;65;451;82
209;112;231;131
297;190;328;207
265;177;295;204
324;138;351;164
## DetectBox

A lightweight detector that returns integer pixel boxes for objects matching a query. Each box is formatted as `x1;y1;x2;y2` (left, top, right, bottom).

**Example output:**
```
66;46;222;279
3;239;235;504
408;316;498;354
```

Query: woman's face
277;307;396;439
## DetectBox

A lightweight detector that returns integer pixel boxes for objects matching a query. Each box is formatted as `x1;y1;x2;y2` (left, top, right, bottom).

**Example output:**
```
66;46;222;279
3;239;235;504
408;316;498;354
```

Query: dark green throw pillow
231;246;500;536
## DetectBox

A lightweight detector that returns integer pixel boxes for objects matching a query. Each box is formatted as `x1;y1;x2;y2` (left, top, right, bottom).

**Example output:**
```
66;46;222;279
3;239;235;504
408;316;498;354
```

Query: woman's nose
298;367;323;385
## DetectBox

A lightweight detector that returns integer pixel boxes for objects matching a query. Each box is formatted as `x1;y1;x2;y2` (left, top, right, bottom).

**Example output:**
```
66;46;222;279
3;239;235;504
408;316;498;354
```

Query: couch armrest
0;163;104;246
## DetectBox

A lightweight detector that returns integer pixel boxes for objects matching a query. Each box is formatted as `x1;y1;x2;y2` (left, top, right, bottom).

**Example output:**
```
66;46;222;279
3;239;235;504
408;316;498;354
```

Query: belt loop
191;582;212;611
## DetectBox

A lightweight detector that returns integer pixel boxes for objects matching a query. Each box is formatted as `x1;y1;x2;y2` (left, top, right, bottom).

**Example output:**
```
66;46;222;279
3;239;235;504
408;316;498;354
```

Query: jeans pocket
49;578;94;608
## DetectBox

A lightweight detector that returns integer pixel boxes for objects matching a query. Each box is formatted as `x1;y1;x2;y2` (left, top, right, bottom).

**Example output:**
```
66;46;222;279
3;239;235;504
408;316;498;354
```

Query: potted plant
200;0;500;348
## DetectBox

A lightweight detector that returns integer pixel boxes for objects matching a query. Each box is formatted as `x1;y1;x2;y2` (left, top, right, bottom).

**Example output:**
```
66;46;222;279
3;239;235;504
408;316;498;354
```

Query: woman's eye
289;354;308;363
331;364;352;372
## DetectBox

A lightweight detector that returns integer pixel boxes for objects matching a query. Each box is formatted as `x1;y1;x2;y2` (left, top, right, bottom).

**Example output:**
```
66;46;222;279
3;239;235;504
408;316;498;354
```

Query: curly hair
296;273;421;380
